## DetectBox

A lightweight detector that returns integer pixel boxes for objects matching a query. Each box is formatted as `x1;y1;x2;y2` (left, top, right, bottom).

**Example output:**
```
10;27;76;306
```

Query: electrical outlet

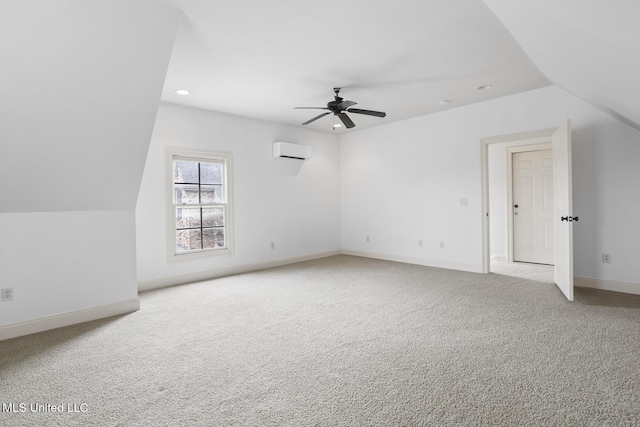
418;239;423;247
440;241;445;249
1;287;13;302
460;198;468;207
602;253;611;263
270;242;275;249
366;236;370;243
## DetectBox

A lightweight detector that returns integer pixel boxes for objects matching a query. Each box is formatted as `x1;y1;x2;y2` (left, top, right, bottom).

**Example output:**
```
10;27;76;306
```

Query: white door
553;120;574;301
513;149;554;265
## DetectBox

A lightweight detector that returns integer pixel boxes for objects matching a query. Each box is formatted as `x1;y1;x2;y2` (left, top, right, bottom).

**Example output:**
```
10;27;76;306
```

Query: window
167;148;232;258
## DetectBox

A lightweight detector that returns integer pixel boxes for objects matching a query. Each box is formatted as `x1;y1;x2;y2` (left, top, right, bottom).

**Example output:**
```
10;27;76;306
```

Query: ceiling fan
295;87;386;129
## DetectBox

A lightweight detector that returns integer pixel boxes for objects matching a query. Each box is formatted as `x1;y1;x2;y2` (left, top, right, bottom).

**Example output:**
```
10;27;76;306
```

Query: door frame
480;127;557;274
506;143;553;263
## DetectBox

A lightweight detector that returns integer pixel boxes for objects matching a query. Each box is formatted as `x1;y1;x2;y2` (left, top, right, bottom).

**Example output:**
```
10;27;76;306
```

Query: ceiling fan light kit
295;87;386;129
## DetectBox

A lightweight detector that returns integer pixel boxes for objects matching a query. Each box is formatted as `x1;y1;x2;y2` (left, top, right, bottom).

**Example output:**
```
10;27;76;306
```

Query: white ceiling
158;0;552;132
0;0;179;213
482;0;640;131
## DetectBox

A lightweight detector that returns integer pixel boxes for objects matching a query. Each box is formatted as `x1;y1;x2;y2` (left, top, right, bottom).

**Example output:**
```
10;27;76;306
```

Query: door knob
514;204;519;208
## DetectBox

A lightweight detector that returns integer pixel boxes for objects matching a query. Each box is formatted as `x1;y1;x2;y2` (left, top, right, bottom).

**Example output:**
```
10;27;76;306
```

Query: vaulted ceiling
482;0;640;131
1;0;638;214
0;0;179;213
158;0;640;132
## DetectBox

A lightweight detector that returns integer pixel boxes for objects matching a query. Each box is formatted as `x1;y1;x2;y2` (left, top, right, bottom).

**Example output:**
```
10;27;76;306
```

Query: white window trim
166;147;233;261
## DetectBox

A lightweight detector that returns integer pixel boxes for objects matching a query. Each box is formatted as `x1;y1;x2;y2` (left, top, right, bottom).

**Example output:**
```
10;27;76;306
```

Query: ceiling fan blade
337;113;355;129
294;107;329;110
302;112;331;125
346;108;386;118
336;100;357;110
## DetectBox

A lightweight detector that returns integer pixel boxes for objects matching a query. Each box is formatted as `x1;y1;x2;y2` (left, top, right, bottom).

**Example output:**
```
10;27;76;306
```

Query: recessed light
175;89;190;95
439;99;453;105
477;84;493;91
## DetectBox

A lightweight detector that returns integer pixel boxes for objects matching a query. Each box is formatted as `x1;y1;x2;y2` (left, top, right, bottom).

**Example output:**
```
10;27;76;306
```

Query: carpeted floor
1;255;639;426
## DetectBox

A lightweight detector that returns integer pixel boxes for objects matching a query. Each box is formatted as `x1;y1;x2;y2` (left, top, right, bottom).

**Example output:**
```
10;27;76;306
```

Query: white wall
0;1;178;335
0;210;137;327
488;142;508;261
340;86;640;285
135;103;341;286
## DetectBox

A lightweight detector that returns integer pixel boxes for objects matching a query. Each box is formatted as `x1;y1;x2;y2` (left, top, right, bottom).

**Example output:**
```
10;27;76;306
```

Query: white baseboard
575;276;640;296
138;249;342;292
490;255;507;263
341;249;484;273
0;299;140;341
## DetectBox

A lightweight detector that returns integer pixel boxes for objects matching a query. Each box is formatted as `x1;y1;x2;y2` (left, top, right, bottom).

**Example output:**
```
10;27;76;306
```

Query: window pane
176;229;202;252
201;185;224;203
174;161;199;183
174;184;200;204
171;152;231;256
203;228;225;249
176;207;201;229
202;207;224;227
200;162;222;185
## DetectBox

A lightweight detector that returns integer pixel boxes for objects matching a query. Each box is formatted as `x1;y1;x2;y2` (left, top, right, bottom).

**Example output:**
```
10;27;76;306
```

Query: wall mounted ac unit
273;141;311;160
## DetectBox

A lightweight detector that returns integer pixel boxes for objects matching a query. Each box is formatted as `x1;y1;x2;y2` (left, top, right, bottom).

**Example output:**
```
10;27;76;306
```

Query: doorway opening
481;120;574;300
481;128;556;272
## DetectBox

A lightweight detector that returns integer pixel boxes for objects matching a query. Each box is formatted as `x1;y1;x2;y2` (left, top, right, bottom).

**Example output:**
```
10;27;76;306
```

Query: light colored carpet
1;255;639;426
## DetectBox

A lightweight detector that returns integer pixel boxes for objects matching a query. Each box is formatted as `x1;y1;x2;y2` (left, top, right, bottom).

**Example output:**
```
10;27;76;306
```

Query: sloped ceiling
1;0;635;214
159;0;640;133
0;0;179;213
158;0;551;132
482;0;640;130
